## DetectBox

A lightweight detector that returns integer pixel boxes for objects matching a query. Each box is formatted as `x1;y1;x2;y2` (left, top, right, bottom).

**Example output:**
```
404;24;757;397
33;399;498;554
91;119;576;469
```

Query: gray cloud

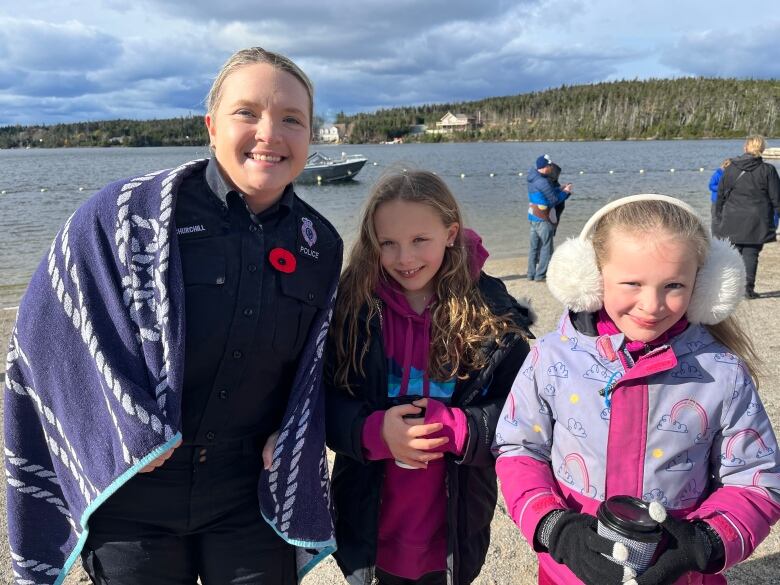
1;2;777;126
661;23;780;78
0;18;121;72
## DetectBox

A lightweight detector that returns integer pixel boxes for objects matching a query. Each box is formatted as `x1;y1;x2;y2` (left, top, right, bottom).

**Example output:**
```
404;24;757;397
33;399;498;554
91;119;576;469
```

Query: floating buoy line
306;162;713;183
0;166;717;194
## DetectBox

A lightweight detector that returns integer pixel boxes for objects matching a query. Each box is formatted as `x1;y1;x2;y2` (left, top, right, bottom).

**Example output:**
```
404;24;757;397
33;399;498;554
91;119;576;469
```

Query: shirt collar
205;157;295;218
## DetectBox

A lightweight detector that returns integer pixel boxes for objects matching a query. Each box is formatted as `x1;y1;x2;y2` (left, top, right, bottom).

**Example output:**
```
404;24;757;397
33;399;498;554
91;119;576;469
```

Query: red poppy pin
269;247;297;274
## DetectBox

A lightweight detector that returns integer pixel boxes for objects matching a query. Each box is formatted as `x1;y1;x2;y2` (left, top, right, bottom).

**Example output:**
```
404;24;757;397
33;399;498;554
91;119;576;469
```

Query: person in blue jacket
526;154;571;281
708;159;730;230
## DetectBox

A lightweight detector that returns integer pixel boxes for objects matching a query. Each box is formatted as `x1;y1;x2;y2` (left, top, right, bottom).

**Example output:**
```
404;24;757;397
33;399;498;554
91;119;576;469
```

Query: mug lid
597;496;662;541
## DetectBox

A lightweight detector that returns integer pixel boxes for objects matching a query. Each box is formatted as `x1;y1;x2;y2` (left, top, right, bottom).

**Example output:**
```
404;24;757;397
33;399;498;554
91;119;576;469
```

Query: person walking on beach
495;194;780;585
526;154;571;281
713;134;780;299
325;169;533;584
5;47;341;585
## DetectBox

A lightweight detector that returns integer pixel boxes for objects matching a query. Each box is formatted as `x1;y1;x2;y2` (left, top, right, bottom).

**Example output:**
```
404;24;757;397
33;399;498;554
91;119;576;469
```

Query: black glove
630;505;723;585
541;510;636;584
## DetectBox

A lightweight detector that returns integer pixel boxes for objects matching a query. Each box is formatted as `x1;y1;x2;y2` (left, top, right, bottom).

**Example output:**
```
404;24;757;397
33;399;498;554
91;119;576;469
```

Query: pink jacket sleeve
361;410;394;460
496;456;568;549
423;398;468;456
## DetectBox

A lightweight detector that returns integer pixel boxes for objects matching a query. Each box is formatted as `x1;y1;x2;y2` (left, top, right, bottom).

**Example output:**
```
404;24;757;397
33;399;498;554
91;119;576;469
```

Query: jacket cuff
699;514;743;572
495;457;568;550
423;398;467;456
361;410;394;461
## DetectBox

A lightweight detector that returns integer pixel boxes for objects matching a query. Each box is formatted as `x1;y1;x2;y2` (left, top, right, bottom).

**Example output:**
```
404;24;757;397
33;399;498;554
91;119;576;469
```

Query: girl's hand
382;402;448;469
262;430;280;470
139;438;182;473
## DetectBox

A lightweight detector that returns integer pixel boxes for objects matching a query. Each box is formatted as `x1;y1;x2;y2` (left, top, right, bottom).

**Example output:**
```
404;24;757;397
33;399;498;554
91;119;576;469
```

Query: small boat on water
764;147;780;160
298;151;368;183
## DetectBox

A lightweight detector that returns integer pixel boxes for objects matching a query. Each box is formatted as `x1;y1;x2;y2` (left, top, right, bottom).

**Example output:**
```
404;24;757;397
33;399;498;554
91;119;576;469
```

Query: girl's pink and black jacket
495;310;780;585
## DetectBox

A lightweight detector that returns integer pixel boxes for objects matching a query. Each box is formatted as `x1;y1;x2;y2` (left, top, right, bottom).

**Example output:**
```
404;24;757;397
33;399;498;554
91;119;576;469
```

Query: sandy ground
2;244;780;584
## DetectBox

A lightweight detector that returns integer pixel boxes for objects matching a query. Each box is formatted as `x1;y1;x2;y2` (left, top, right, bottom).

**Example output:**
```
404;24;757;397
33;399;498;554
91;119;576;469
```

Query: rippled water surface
2;140;776;307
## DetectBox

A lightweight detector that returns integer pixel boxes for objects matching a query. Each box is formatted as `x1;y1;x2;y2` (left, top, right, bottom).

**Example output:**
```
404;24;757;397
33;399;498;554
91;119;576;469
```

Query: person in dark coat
714;135;780;298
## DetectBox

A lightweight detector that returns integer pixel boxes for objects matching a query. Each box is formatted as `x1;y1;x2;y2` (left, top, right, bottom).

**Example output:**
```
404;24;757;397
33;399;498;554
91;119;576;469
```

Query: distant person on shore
496;194;780;585
527;154;572;281
547;162;569;234
5;47;341;585
708;158;730;230
325;169;533;584
713;134;780;299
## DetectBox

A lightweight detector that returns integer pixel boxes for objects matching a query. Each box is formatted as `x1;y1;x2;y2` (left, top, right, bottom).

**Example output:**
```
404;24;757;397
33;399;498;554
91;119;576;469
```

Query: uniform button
206;431;216;441
218;390;228;400
247;264;257;272
232;350;243;359
307;292;315;301
243;307;254;317
216;276;225;284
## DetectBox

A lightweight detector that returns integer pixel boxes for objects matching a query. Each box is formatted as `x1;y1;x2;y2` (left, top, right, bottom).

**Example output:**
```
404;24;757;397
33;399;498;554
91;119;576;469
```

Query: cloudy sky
1;0;777;125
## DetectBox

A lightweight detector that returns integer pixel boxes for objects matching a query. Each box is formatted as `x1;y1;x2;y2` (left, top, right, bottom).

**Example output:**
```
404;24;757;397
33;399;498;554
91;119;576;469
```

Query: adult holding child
526;154;572;281
713;134;780;299
5;47;341;584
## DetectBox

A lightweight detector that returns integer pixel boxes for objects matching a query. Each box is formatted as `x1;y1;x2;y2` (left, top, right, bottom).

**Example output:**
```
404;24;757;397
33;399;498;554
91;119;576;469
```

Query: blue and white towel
5;159;338;584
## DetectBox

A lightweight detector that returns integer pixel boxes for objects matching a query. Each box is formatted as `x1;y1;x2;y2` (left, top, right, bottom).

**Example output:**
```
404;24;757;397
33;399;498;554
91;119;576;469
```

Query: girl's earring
447;242;454;247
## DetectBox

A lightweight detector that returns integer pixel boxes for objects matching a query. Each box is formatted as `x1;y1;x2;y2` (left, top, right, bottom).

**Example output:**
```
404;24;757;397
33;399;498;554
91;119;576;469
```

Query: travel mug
596;495;662;575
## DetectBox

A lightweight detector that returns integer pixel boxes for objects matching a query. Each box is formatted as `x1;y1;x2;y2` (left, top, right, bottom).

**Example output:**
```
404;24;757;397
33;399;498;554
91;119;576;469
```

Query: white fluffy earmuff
546;194;745;324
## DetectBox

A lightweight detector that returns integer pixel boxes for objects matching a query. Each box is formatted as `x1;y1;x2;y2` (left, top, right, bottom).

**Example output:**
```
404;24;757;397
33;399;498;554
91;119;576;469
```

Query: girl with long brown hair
325;168;533;585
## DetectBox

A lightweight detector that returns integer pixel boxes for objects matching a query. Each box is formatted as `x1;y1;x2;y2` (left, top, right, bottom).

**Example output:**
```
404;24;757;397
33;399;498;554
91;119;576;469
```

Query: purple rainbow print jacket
495;311;780;585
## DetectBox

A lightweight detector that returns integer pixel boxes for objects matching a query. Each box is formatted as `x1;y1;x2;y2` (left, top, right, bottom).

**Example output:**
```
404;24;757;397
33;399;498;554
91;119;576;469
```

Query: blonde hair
590;199;760;382
331;169;521;391
206;47;314;136
744;134;767;157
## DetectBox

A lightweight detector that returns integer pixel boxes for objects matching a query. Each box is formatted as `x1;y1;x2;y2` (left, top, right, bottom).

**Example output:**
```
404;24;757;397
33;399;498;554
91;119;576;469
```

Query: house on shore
317;124;341;143
432;111;482;133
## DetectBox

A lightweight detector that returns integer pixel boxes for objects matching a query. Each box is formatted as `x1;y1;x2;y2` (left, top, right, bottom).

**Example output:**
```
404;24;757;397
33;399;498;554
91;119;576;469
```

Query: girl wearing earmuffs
494;195;780;585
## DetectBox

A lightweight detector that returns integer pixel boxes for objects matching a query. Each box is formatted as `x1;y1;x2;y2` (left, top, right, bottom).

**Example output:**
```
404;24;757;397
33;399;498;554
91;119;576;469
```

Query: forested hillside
1;77;777;148
0;117;208;148
337;78;779;142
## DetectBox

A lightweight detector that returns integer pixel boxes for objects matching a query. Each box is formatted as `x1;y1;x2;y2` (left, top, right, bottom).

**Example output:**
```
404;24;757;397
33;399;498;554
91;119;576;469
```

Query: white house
434;111;480;133
317;125;341;143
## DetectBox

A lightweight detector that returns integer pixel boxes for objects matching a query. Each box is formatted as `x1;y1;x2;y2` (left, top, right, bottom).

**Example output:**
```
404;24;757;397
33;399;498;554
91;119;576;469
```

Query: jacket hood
462;227;489;279
731;153;763;172
527;167;544;184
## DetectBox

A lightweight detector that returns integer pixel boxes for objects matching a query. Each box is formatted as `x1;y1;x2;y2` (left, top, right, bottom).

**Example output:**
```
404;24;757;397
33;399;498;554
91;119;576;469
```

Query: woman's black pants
81;438;296;585
735;244;762;293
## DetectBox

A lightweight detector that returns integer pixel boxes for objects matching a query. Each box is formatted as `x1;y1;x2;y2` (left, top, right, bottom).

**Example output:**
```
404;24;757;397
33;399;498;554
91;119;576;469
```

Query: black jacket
714;154;780;245
325;274;533;585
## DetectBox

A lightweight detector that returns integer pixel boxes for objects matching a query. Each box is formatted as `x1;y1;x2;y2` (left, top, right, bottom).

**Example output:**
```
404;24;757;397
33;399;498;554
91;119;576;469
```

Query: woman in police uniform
5;48;340;585
82;46;342;585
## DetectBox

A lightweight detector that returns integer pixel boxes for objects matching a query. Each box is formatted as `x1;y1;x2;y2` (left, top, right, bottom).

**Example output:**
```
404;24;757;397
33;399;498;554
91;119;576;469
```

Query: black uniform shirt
174;158;341;444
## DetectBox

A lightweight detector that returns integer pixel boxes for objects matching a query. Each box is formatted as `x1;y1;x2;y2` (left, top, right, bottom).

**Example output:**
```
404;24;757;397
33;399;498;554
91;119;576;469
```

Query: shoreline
2;247;780;584
2;136;777;151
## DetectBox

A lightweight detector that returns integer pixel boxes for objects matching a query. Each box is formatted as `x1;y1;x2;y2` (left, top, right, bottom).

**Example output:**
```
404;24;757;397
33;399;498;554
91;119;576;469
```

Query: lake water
1;140;776;307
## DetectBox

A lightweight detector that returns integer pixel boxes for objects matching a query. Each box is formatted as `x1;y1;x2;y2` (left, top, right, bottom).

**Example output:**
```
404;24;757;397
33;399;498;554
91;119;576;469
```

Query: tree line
1;77;777;148
336;78;779;143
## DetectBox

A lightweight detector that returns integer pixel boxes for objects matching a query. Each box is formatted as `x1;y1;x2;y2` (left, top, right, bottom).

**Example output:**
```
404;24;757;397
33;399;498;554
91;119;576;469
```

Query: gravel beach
3;245;780;585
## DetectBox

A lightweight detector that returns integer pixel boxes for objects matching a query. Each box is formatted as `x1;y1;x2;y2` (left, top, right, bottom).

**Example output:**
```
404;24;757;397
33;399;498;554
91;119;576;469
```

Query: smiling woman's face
205;62;311;213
